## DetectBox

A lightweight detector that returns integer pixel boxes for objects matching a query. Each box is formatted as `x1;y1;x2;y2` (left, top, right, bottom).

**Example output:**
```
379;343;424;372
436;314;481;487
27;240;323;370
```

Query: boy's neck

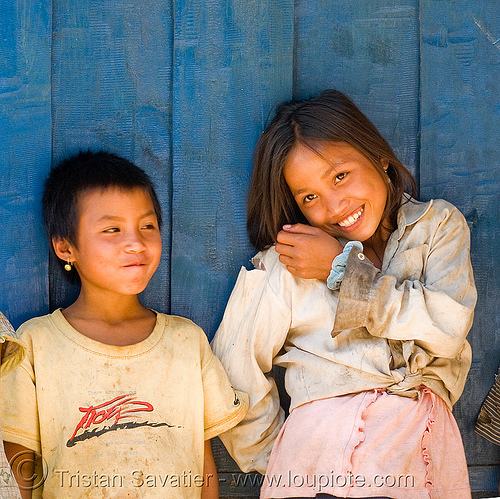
62;291;157;346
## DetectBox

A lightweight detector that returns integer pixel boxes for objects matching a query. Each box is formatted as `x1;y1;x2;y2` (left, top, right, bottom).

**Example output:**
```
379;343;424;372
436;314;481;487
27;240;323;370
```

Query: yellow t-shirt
0;309;248;498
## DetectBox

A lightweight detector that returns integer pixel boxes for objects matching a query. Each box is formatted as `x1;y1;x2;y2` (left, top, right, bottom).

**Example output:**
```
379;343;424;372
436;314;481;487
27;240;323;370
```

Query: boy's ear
52;237;75;262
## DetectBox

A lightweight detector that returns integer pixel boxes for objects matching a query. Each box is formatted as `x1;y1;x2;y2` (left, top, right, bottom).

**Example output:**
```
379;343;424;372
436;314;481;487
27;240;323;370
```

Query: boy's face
68;187;162;298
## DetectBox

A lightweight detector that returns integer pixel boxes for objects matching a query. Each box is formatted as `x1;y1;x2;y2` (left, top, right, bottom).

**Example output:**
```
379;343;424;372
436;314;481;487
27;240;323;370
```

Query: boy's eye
142;223;157;230
103;227;120;233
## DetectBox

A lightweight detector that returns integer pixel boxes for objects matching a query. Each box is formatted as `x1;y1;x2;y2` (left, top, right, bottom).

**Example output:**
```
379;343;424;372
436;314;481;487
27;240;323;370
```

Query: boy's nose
124;232;147;253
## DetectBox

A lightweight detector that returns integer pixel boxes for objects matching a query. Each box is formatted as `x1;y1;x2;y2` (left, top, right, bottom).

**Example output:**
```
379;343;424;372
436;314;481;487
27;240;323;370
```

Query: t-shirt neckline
49;308;166;357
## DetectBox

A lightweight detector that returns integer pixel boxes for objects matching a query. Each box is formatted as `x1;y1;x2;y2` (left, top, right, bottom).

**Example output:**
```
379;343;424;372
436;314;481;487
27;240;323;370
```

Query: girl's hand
276;224;343;280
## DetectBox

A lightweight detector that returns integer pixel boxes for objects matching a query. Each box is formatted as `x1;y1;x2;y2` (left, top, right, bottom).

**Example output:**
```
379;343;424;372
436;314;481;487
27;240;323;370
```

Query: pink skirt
260;388;470;499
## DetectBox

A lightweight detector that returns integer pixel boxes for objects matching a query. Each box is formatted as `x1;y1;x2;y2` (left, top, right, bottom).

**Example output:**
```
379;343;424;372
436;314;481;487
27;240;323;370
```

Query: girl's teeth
339;208;363;227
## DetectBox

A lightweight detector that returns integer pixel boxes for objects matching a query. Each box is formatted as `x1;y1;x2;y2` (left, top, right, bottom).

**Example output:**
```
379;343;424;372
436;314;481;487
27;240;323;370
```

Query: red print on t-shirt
66;393;181;447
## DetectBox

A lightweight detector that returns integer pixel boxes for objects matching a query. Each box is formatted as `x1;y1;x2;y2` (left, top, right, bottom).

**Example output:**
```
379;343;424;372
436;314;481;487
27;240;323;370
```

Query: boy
0;151;248;498
0;312;25;499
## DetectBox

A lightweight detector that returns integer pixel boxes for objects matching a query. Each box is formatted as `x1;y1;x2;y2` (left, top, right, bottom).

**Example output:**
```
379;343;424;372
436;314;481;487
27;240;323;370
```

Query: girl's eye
103;227;120;233
303;194;317;204
334;172;347;183
142;223;157;230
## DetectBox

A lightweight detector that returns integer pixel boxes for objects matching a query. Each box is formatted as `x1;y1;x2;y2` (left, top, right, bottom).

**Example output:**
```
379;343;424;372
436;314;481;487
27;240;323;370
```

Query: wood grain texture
0;0;52;328
170;0;294;338
212;439;261;498
1;0;500;494
50;0;174;313
420;0;500;469
294;0;420;176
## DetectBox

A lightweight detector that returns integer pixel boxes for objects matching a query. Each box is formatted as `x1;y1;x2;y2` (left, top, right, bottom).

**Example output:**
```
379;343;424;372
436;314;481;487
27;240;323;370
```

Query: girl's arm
333;202;476;359
3;442;33;499
201;440;218;499
211;250;292;474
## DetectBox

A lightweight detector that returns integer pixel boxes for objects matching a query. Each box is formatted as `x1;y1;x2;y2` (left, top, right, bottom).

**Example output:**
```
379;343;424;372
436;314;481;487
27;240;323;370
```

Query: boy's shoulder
156;312;210;346
160;313;203;334
16;312;57;339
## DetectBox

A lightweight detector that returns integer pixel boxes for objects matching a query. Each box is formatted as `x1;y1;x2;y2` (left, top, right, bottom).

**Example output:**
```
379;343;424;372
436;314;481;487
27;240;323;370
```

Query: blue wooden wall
1;0;499;494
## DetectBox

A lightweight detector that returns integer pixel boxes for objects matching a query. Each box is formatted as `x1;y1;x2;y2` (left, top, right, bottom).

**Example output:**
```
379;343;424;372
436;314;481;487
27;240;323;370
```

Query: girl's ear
381;158;389;171
52;237;75;263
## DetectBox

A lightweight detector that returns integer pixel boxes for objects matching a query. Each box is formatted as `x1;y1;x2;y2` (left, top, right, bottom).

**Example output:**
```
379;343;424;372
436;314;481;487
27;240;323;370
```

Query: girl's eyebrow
321;161;346;180
292;163;346;197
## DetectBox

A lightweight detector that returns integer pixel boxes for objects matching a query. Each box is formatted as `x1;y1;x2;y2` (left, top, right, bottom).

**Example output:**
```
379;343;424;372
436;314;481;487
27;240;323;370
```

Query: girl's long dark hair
247;90;417;250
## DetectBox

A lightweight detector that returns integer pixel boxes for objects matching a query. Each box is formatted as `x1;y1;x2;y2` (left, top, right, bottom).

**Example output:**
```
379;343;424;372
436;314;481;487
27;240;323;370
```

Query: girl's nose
325;196;346;218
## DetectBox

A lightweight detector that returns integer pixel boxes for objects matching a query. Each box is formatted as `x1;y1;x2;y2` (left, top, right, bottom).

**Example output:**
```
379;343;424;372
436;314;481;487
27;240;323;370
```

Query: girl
212;90;476;499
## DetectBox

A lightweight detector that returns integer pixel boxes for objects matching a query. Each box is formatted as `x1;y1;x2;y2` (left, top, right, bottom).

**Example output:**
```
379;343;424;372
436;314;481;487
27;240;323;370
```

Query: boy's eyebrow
97;210;157;222
139;210;157;219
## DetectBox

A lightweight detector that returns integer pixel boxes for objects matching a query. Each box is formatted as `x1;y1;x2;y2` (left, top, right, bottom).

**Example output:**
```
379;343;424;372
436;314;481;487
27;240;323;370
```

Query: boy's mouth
337;206;364;228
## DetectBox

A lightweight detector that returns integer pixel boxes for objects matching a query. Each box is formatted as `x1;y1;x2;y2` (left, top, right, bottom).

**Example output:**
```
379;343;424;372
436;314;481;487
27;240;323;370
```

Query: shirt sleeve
332;204;476;359
200;331;249;441
0;332;41;454
211;253;292;474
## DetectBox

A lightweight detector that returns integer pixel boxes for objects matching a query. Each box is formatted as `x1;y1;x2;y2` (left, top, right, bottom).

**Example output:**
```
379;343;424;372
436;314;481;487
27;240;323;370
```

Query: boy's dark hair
247;89;418;250
42;150;162;282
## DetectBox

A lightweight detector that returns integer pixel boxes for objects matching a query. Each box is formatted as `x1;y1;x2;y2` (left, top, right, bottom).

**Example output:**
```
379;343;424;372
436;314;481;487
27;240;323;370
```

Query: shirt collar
331;195;433;249
394;195;433;241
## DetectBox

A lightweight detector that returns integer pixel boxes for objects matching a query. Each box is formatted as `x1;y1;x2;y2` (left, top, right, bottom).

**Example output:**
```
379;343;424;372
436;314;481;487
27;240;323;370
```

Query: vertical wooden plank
0;0;51;328
171;0;294;338
50;0;174;313
420;0;500;487
294;0;420;176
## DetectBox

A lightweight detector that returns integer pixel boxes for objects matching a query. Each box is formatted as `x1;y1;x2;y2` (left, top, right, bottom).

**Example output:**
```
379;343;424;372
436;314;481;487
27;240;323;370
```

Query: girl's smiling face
284;141;390;243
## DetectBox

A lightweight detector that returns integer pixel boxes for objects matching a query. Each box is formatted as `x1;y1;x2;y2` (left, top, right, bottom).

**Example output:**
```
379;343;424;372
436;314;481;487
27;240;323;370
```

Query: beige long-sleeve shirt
212;198;477;474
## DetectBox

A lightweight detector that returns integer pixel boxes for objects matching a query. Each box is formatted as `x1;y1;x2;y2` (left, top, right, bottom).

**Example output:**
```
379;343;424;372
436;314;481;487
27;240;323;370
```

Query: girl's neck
363;220;394;270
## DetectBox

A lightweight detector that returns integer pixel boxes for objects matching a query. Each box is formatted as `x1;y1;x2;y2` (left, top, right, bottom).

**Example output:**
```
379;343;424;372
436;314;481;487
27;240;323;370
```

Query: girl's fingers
277;248;294;263
276;232;298;247
277;228;315;246
281;223;317;234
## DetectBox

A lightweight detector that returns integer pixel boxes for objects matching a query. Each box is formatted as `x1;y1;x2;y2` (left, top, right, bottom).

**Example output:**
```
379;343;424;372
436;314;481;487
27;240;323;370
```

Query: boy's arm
3;442;33;499
201;439;218;499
